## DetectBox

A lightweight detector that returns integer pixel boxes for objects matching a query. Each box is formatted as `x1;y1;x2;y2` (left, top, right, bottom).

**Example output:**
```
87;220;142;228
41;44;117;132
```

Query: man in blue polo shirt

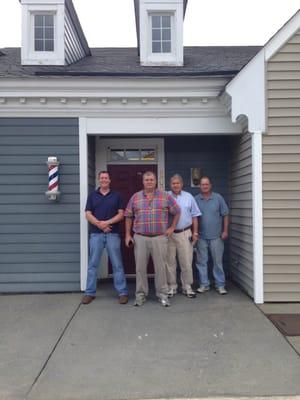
195;176;229;295
82;171;128;305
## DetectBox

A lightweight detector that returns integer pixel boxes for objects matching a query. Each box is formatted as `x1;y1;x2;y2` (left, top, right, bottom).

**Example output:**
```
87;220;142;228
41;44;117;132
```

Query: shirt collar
200;191;214;200
171;190;182;198
97;187;111;196
143;189;159;197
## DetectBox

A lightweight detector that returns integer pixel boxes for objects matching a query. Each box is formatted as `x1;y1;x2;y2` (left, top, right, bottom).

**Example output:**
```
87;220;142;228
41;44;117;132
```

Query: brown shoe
118;295;128;305
81;295;95;305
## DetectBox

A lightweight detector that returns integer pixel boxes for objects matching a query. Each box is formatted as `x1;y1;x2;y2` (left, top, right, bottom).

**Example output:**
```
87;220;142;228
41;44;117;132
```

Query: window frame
33;13;55;53
151;14;172;54
147;11;176;63
30;11;56;55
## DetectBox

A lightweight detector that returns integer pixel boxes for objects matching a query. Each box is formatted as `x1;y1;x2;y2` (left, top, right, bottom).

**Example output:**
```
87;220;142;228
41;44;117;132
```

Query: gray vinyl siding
0;118;80;292
165;136;229;197
229;132;253;297
264;29;300;302
64;8;86;65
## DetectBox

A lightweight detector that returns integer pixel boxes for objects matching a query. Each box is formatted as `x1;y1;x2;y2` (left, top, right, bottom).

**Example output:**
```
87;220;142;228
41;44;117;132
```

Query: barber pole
45;156;61;201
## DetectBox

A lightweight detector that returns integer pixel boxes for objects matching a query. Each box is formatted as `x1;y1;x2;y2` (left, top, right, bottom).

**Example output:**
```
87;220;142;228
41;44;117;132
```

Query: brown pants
134;234;169;300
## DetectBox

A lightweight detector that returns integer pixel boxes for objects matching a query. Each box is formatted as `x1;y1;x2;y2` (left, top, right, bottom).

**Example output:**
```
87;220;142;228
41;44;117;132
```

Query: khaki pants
134;234;169;300
166;229;194;291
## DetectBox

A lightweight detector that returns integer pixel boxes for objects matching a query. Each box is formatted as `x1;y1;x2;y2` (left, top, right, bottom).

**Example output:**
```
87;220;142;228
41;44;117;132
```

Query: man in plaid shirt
125;171;180;307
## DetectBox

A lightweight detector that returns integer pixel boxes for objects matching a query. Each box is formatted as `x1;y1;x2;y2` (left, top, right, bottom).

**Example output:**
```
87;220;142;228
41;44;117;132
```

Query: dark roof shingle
0;46;262;78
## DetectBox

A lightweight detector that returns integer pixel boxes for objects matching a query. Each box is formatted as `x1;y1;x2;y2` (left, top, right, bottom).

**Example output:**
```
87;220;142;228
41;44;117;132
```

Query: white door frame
95;137;165;188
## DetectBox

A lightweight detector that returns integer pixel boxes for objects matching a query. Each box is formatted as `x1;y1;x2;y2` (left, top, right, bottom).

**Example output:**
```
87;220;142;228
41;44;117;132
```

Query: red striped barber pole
45;156;61;201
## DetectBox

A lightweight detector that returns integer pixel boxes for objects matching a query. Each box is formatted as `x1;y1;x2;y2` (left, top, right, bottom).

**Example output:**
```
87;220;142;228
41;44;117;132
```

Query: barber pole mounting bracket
45;156;61;201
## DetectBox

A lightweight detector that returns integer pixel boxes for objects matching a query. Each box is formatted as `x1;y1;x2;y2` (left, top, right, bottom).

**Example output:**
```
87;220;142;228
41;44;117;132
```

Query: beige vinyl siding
229;132;253;297
264;29;300;302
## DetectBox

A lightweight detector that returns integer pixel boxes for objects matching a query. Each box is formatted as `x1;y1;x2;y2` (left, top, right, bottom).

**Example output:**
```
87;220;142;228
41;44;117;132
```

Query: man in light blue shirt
194;176;229;295
166;174;201;298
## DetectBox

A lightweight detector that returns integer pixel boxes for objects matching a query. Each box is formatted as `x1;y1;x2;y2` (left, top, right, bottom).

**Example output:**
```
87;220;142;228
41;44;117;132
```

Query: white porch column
79;117;89;291
251;131;264;304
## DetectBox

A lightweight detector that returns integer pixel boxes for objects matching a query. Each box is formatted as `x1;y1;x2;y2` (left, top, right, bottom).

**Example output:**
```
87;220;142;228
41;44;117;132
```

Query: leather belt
174;226;192;234
136;233;162;237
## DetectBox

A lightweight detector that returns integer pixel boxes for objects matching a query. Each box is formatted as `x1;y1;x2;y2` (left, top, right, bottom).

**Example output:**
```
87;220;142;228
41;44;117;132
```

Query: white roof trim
225;9;300;134
265;9;300;61
226;50;266;133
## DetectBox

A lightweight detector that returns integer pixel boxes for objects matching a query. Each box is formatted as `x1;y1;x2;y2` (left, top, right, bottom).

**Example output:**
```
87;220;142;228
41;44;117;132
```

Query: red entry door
108;164;158;274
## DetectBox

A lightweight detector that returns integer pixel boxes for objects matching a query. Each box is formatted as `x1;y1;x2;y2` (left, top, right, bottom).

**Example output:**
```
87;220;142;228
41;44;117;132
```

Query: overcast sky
0;0;299;48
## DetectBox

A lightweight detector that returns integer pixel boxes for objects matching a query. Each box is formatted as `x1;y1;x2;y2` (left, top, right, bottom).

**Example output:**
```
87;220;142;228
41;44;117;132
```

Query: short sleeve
167;193;180;215
85;193;93;212
219;195;229;216
124;195;134;218
190;195;202;217
116;192;125;210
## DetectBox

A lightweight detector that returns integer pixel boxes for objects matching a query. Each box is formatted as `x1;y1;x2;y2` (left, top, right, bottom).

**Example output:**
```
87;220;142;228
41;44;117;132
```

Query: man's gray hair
170;174;183;184
142;171;157;180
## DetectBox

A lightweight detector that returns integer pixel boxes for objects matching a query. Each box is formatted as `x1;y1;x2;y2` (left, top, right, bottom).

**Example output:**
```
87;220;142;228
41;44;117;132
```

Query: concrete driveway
1;282;300;400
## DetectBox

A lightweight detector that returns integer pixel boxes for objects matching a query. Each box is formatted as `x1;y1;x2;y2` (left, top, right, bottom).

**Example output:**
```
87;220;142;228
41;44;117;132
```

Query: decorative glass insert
151;15;171;53
110;149;125;161
34;14;54;52
109;148;156;162
141;149;155;161
126;149;140;161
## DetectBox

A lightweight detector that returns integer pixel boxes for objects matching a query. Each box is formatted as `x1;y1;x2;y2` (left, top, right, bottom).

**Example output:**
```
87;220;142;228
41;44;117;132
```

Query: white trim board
252;131;264;304
86;117;241;135
79;117;89;291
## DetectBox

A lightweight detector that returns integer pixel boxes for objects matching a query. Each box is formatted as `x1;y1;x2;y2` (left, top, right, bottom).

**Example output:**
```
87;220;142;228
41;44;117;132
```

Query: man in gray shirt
194;176;229;295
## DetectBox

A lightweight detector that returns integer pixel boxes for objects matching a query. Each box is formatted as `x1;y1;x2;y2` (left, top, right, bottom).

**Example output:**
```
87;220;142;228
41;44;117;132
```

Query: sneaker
159;297;171;307
197;285;210;293
216;287;228;295
134;294;146;306
182;286;196;298
118;295;129;305
167;287;177;298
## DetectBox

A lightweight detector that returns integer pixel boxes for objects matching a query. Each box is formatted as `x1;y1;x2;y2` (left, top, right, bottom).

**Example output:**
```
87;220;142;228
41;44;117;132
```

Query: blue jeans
85;233;128;296
195;238;225;288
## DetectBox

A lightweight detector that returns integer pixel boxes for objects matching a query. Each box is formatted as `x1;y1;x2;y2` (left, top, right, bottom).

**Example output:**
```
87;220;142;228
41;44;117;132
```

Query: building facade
0;0;300;302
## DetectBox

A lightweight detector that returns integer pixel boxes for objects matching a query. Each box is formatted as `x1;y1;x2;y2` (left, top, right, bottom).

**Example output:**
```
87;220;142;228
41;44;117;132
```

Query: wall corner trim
79;117;88;291
251;131;264;304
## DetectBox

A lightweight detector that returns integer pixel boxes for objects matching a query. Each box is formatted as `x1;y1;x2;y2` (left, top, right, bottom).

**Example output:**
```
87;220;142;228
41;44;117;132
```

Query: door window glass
109;147;156;162
126;149;140;161
141;149;155;160
110;149;125;161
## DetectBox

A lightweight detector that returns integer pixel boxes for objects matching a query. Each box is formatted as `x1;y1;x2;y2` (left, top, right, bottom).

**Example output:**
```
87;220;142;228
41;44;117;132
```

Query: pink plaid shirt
125;189;180;235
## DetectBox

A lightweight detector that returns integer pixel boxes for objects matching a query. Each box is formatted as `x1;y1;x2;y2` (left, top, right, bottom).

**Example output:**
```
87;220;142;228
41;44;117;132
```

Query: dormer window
20;0;90;66
137;0;184;66
151;15;172;53
34;14;54;52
